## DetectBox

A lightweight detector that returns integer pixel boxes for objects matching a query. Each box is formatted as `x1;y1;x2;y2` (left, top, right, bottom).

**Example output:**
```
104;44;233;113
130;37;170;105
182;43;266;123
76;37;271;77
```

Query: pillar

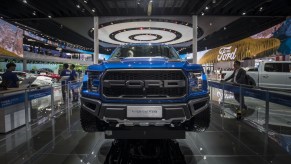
94;16;99;64
23;59;27;72
192;15;198;64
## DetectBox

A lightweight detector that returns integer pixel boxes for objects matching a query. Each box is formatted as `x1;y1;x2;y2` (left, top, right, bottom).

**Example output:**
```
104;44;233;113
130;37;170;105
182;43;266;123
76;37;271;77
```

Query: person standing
60;63;71;102
223;61;248;112
69;64;78;102
0;63;19;88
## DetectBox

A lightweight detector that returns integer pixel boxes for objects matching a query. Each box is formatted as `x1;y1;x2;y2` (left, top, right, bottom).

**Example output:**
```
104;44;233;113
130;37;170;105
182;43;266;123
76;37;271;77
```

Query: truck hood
88;57;203;71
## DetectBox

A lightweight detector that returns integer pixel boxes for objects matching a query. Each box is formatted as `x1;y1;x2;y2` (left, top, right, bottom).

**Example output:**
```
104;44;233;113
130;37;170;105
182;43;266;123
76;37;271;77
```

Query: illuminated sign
217;46;237;61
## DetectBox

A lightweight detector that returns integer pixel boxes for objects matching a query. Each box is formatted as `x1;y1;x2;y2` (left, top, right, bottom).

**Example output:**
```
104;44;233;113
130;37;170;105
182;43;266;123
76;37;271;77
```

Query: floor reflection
0;104;291;164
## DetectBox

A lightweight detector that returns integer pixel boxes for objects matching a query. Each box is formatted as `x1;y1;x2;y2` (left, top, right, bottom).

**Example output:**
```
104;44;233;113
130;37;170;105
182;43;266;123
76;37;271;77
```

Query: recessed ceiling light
23;0;27;4
76;4;80;8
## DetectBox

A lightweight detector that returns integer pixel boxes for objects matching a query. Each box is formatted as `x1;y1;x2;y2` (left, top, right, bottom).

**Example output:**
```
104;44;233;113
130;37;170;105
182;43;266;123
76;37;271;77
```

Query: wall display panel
199;18;291;64
0;19;23;58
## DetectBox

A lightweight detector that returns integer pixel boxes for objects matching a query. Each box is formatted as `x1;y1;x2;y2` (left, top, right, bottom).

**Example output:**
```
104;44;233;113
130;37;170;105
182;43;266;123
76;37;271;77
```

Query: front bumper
81;96;209;126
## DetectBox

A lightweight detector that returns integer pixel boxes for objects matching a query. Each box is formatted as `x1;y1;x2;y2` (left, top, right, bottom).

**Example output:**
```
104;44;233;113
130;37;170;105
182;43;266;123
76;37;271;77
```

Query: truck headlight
188;71;203;92
87;71;101;92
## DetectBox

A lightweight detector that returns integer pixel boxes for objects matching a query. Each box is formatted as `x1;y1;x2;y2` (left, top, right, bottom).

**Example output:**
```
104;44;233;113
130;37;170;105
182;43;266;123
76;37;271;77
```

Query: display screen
0;19;23;58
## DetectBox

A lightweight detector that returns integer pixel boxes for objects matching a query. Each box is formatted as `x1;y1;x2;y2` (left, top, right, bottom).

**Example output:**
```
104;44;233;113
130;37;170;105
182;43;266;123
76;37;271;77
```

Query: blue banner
0;93;25;108
28;88;52;100
243;88;266;100
0;87;52;108
269;92;291;107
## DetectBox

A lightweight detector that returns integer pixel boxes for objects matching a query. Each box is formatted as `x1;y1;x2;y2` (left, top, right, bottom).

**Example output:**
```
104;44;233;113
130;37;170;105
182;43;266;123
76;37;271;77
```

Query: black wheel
184;107;211;132
80;107;108;132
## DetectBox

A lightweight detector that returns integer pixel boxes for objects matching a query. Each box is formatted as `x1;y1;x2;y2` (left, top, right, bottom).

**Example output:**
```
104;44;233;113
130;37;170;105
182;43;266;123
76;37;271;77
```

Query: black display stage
105;139;186;164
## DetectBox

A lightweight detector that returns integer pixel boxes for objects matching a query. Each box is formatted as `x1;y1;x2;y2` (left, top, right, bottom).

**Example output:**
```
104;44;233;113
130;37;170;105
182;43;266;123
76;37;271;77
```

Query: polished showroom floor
0;103;291;164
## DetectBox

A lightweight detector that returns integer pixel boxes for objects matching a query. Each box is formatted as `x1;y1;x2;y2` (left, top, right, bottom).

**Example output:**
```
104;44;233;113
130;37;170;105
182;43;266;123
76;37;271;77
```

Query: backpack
245;74;256;86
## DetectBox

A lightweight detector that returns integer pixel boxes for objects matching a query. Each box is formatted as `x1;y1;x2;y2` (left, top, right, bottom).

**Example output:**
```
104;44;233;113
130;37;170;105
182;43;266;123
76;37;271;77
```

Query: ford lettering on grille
103;80;185;88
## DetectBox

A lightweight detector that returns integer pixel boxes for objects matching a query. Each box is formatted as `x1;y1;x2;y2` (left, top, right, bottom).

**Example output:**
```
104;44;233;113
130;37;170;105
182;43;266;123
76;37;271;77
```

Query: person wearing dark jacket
0;63;19;88
60;63;71;102
69;64;78;102
223;61;248;110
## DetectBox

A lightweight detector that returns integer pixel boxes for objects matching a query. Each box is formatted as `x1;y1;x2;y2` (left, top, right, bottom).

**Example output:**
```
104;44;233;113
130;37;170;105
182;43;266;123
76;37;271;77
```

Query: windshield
109;45;180;60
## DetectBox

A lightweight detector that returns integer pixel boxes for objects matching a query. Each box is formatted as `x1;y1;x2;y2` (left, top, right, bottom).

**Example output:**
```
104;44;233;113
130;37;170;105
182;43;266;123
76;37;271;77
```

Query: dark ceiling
0;0;290;52
2;0;291;18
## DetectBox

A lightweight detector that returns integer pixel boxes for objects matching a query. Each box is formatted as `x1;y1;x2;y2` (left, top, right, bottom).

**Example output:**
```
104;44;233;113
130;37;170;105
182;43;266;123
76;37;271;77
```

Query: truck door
283;63;291;89
260;63;285;88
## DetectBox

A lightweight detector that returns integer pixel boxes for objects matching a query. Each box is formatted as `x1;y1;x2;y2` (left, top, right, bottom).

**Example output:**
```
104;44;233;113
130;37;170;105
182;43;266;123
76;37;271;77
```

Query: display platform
0;105;290;164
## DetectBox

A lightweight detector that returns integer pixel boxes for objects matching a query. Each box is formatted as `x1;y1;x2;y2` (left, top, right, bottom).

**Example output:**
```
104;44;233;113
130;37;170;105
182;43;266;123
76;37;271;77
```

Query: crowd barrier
209;81;291;108
0;81;83;133
209;80;291;135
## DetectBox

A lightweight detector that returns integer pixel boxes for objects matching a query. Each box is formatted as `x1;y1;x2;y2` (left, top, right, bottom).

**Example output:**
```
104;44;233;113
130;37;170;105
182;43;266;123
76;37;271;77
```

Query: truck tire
80;107;108;132
184;107;211;132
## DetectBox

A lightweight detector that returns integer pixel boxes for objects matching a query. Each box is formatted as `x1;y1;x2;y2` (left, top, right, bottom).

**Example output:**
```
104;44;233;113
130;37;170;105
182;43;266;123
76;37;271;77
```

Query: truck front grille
102;69;187;99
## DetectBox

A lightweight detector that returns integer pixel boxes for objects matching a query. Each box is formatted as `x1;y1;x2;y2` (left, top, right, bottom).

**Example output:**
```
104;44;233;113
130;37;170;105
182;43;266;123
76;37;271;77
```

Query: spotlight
201;12;205;16
259;7;263;12
242;12;246;15
92;8;95;12
205;6;209;10
23;0;27;4
76;4;80;8
32;11;36;16
84;0;87;3
48;15;52;18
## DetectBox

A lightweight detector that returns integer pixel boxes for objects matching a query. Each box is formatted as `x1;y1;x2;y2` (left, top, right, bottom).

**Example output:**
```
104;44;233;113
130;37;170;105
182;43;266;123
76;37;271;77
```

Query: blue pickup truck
80;43;210;139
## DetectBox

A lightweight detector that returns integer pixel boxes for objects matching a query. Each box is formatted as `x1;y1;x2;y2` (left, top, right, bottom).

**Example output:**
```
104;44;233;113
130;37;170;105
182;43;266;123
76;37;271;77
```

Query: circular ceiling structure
88;19;203;46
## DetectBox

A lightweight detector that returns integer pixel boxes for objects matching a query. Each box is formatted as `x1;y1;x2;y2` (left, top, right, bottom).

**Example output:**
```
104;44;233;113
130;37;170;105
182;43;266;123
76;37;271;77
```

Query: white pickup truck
222;61;291;90
247;61;291;89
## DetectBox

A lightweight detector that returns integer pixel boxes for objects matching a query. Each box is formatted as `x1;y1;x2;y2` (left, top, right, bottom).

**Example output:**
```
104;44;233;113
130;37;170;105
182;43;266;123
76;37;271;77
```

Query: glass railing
209;80;291;150
0;80;83;133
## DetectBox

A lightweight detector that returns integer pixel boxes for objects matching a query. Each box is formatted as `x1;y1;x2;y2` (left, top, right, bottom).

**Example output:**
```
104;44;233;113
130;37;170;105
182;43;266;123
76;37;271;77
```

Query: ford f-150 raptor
80;43;210;139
